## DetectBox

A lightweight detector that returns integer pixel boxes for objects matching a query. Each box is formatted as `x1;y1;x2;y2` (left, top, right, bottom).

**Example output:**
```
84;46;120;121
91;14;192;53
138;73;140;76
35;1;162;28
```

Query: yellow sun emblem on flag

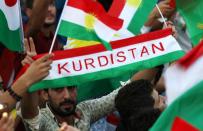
84;13;96;31
64;38;99;49
127;0;142;8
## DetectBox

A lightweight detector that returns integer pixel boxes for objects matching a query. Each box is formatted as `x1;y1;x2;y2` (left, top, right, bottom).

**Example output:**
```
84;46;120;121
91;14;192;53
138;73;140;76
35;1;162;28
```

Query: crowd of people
0;0;194;131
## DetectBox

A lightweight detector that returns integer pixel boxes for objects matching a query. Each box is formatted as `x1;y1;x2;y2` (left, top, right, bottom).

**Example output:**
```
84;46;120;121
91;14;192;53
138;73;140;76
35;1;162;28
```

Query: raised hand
22;53;54;86
21;37;37;66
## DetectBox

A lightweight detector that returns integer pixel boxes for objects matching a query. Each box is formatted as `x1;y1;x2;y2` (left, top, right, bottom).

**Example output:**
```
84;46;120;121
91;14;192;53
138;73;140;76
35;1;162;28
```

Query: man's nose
63;88;70;99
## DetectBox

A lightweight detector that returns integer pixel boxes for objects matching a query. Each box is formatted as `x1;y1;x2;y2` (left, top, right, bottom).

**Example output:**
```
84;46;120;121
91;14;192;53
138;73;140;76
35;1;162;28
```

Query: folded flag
57;0;123;50
17;29;184;92
0;0;23;52
150;40;203;131
176;0;203;46
108;0;157;35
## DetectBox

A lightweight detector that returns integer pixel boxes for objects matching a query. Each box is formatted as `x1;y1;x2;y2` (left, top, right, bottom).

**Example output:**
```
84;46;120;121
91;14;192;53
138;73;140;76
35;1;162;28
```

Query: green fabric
58;20;112;50
150;81;203;131
77;72;134;102
0;10;23;52
176;0;203;46
128;0;157;35
28;51;184;92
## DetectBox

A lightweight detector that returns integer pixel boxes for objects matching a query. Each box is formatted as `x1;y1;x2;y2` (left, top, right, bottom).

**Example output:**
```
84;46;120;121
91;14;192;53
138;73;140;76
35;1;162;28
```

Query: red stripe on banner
67;0;123;30
172;117;199;131
178;40;203;69
34;28;172;60
108;0;126;17
111;28;172;48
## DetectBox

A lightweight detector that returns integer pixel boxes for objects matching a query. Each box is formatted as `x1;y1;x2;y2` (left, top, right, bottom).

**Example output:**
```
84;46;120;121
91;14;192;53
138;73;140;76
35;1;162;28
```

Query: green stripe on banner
150;80;203;131
0;11;23;52
127;0;157;35
28;50;184;92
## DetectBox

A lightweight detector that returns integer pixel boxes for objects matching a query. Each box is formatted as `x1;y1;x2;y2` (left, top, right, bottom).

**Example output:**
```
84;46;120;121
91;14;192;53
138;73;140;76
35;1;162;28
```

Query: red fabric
169;0;176;8
67;0;123;30
108;0;125;17
0;48;16;88
106;113;120;126
178;40;203;69
172;117;199;131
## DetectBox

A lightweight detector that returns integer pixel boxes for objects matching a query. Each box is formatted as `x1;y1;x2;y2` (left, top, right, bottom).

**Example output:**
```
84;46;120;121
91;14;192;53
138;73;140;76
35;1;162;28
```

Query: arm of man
25;0;54;37
76;68;159;124
131;68;160;82
0;54;53;114
76;80;130;124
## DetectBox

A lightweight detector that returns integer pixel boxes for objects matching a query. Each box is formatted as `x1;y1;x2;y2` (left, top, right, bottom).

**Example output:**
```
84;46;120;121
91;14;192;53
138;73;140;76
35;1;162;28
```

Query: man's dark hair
115;79;161;131
25;0;34;9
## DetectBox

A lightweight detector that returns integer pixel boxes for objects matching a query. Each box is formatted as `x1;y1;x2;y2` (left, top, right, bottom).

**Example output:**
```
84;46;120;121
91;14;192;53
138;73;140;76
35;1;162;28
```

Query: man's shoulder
39;107;55;121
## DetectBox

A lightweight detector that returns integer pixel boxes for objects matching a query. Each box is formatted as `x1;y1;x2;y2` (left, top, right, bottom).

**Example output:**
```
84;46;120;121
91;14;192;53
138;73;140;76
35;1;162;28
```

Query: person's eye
54;88;64;92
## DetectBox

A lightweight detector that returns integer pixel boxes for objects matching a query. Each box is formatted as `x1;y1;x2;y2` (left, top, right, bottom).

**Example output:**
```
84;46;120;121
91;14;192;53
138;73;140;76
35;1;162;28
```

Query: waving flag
176;0;203;46
57;0;123;50
150;41;203;131
108;0;157;35
0;0;23;52
17;29;184;92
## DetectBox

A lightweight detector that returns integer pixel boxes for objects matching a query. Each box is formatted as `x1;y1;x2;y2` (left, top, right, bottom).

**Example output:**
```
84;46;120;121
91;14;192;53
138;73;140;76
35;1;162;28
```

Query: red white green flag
57;0;123;50
108;0;157;36
0;0;23;52
18;29;184;92
150;40;203;131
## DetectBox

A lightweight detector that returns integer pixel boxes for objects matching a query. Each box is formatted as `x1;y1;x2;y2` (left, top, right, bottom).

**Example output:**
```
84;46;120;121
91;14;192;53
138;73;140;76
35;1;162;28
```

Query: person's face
152;89;166;111
44;3;56;25
48;87;77;116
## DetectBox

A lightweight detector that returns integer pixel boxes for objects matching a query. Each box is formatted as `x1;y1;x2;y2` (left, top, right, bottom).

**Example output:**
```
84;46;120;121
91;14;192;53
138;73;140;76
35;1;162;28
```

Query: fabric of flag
108;0;157;35
17;29;184;92
150;40;203;131
176;0;203;46
0;0;23;52
57;0;123;50
169;0;176;8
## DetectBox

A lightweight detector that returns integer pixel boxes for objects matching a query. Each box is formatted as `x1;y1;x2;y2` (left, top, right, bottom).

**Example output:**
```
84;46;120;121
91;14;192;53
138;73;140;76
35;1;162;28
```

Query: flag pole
155;4;168;27
18;0;25;53
49;0;68;54
49;18;61;54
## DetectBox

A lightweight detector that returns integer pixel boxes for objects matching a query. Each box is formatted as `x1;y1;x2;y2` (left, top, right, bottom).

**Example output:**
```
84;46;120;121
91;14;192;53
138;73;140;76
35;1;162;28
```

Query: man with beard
19;38;120;131
21;70;120;131
21;75;120;131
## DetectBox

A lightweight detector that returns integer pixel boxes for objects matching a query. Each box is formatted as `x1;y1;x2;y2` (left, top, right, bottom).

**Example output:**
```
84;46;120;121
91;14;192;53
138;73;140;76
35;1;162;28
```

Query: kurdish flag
150;41;203;131
108;0;157;35
0;0;23;52
57;0;123;50
176;0;203;46
17;29;184;92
